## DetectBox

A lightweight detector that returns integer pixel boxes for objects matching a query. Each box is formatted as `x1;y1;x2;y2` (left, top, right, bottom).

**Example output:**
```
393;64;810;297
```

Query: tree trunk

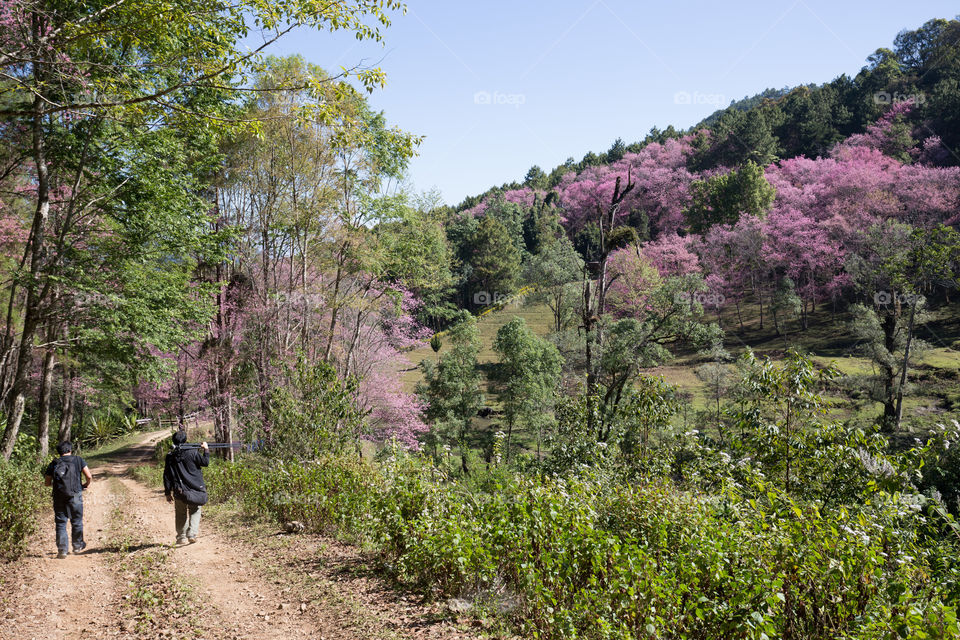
893;302;917;431
58;364;75;444
323;253;345;362
1;30;50;460
1;394;25;459
757;289;764;330
36;346;55;458
880;313;898;432
226;393;234;462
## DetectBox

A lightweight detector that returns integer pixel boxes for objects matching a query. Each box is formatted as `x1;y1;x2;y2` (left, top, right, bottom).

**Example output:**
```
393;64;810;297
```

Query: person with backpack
43;441;92;559
163;430;209;545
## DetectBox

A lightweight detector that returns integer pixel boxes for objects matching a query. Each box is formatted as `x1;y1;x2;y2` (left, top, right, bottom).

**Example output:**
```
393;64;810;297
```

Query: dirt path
1;433;480;640
0;446;124;639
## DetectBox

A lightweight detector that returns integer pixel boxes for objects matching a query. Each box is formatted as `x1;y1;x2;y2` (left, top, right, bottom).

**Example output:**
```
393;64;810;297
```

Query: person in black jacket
163;431;209;545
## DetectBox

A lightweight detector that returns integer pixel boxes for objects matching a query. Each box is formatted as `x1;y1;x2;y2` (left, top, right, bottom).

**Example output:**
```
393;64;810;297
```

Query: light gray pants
174;498;201;541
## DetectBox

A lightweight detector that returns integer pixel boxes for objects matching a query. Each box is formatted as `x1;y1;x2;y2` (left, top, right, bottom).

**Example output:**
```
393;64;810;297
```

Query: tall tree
524;234;584;333
417;313;483;474
466;216;522;306
490;317;562;460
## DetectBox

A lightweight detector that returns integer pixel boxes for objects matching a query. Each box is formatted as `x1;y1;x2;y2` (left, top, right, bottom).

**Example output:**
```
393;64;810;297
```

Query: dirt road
0;432;476;640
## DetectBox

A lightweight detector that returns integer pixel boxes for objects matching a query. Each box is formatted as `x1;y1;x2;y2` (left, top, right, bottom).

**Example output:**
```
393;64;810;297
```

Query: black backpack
52;457;81;497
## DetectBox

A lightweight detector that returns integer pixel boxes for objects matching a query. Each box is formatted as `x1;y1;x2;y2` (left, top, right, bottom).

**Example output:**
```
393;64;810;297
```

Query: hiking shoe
187;538;197;544
73;542;86;553
176;537;187;545
57;551;68;559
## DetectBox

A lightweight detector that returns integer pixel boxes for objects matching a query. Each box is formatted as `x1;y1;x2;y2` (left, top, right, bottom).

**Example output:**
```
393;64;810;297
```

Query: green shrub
74;409;139;450
0;461;47;561
202;450;960;639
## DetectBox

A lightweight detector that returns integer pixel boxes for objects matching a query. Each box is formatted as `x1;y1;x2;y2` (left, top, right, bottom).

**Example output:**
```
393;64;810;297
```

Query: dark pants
53;492;84;553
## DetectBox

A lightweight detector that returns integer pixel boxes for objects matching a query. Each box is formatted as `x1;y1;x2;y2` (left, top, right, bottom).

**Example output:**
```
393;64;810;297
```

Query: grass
81;429;155;467
920;347;960;370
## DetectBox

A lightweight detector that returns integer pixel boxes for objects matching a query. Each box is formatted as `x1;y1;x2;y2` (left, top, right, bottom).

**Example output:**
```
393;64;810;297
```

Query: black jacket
163;446;209;498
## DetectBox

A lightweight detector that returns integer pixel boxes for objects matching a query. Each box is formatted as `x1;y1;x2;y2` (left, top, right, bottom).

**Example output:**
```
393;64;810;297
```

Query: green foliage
771;276;802;335
545;389;610;474
524;234;584;332
265;358;367;460
0;461;47;560
490;317;563;458
377;204;456;324
919;421;960;514
206;451;960;639
74;410;139;450
468;216;523;304
731;350;839;494
614;376;681;471
595;274;723;434
686;161;776;234
417;313;483;473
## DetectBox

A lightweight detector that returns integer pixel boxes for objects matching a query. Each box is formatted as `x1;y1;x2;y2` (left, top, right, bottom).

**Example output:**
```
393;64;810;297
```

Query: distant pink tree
337;284;431;448
761;207;847;325
558;138;695;236
605;247;661;319
642;233;700;277
765;145;960;246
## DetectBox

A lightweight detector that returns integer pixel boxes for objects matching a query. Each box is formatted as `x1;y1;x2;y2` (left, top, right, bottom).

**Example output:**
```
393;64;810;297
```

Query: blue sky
257;1;958;206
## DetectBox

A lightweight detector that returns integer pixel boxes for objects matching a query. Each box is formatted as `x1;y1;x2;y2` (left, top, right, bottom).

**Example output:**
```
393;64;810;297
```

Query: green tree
524;235;584;332
615;376;680;469
377;203;457;327
771;276;802;340
694;106;782;169
491;317;562;460
846;222;960;431
524;165;548;189
267;358;366;460
0;0;414;460
417;313;483;474
605;137;626;163
467;216;522;306
733;350;839;493
596;275;722;440
694;345;735;444
686;161;776;234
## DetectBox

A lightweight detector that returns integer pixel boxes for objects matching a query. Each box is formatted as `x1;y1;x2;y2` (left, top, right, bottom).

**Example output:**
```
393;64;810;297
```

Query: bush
0;461;47;561
203;450;960;639
74;410;139;450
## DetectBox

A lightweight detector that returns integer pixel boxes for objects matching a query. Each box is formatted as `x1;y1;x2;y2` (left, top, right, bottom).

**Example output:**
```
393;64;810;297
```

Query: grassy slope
402;293;960;456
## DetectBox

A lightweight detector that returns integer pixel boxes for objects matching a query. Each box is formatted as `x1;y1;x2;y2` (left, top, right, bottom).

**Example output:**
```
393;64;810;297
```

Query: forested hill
457;17;960;211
